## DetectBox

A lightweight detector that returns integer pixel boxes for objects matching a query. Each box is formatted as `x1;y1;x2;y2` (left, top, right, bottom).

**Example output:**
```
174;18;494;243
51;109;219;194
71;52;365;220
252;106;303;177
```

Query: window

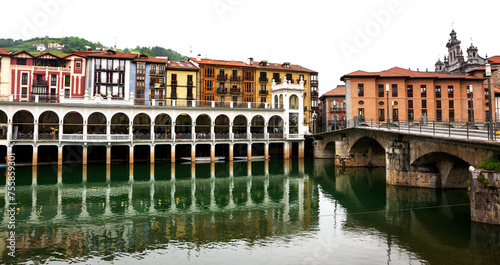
393;109;399;121
436;100;441;109
422;100;427;109
378;84;384;97
95;58;101;70
17;58;26;65
358;84;364;97
51;75;57;86
137;62;145;74
421;85;427;97
151;64;157;75
261;97;266;103
232;70;238;79
289;95;299;109
449;100;454;109
436;110;442;122
408;109;414;121
273;73;280;83
119;60;125;71
244;69;253;81
408;100;413;109
435;86;441;98
107;59;113;70
204;80;214;91
274;95;278;108
378;109;385;121
233;96;238;102
448;85;454;98
260;72;267;82
261;85;266;91
21;87;27;98
407;85;413;98
449;110;455;122
392;84;397;97
171;74;177;82
64;88;70;98
244;82;253;93
205;66;215;78
75;61;81;70
285;73;292;82
358;108;365;121
422;109;427;117
22;73;28;85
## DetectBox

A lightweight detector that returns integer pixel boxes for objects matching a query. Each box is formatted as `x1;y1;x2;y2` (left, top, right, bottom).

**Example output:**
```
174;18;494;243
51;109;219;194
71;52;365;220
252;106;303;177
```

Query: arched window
274;95;278;108
279;95;283;108
289;95;298;109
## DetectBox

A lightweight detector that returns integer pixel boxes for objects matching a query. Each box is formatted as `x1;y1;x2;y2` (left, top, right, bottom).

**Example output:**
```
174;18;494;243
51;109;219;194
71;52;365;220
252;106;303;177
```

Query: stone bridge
311;128;500;188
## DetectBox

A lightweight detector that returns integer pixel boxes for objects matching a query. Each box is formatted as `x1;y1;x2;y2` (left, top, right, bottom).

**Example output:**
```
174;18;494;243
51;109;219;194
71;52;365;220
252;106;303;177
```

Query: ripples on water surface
1;159;499;264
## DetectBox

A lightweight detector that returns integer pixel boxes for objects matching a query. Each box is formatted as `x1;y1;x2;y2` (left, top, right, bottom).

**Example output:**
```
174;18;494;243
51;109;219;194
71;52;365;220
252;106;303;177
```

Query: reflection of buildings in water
0;172;319;262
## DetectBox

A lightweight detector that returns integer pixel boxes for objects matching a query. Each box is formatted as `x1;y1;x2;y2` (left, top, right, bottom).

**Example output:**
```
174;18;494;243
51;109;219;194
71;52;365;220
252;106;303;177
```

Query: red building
319;85;345;132
9;50;86;102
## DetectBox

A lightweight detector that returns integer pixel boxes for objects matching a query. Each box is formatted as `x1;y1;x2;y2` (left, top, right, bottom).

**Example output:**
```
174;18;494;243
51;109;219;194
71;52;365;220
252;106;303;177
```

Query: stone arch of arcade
0;103;301;165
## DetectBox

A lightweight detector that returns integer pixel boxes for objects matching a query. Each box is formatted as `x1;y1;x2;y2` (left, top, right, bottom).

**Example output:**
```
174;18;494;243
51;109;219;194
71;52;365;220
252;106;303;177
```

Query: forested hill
0;36;186;61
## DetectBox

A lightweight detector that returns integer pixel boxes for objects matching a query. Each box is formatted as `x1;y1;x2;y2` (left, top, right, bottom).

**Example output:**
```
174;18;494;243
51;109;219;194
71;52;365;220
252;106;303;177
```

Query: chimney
247;57;254;65
197;54;201;61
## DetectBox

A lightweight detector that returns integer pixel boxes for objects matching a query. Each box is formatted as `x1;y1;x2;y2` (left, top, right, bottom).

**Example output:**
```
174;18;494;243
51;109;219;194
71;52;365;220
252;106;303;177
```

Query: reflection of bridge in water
0;160;319;264
313;159;500;265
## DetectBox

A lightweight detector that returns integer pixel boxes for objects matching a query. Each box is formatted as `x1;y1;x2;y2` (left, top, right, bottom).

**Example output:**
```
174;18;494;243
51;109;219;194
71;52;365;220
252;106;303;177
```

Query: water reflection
1;159;500;264
313;161;500;265
0;159;318;264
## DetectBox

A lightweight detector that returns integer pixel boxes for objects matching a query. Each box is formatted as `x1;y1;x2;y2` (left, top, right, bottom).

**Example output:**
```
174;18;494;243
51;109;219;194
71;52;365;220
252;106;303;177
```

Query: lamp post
386;84;390;129
486;63;493;140
469;85;474;128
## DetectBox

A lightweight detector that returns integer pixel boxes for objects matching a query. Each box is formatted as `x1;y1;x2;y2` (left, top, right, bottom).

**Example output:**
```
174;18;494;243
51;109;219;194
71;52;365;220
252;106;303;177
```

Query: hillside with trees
0;36;187;60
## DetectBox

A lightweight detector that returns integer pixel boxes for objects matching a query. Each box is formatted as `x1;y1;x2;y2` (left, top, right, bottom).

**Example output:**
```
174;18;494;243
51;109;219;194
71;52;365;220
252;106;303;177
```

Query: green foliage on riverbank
477;154;500;171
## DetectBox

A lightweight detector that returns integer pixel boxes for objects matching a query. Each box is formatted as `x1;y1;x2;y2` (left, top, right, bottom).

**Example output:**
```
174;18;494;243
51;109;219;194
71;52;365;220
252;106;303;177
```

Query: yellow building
0;48;11;100
166;60;198;104
190;56;254;104
253;60;318;131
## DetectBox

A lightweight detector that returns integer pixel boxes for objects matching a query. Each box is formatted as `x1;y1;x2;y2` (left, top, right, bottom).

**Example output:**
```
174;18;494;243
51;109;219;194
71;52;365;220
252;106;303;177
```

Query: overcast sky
2;0;499;94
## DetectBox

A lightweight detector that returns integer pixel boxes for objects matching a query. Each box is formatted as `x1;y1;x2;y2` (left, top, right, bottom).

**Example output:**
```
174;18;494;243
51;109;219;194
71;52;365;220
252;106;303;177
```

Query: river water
1;159;499;264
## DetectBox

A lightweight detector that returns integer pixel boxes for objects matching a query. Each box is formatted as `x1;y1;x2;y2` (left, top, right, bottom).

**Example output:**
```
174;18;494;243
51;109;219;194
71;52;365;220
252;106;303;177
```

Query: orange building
341;67;488;123
318;85;345;132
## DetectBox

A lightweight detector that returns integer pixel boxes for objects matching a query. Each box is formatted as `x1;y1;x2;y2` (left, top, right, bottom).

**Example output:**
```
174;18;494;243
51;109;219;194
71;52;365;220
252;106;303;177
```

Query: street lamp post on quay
485;63;494;140
386;84;390;129
469;85;474;129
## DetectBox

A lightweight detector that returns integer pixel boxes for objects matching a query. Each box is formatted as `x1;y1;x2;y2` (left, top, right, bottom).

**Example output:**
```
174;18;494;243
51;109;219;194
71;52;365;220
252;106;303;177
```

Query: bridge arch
411;152;470;188
349;137;385;167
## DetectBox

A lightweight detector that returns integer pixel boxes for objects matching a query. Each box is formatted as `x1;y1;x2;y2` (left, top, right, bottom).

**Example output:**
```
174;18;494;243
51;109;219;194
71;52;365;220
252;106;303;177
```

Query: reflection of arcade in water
0;160;318;263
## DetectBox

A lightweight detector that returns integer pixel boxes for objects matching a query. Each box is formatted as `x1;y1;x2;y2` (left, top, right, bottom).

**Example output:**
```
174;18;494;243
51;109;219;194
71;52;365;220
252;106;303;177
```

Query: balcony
230;75;240;81
171;80;178;86
259;77;268;82
230;88;240;94
187;93;193;100
217;74;228;81
259;90;268;95
217;87;227;94
33;80;48;86
311;91;319;97
171;93;177;99
273;78;281;83
331;107;345;113
296;79;307;85
311;80;318;87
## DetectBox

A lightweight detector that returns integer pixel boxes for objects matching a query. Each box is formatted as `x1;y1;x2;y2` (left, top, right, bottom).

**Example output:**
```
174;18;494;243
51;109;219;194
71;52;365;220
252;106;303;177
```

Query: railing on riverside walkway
1;94;281;110
318;119;498;141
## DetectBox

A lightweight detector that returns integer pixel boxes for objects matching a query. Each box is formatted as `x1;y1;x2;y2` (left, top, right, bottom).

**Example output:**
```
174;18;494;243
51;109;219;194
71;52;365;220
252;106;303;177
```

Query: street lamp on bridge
386;84;390;129
485;63;493;140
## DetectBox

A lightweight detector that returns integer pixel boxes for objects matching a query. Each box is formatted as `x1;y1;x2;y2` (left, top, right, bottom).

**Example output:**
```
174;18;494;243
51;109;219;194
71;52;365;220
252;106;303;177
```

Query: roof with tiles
0;48;10;55
488;56;500;64
320;86;345;100
253;61;317;73
190;57;251;67
341;67;484;81
84;49;138;59
167;60;198;70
